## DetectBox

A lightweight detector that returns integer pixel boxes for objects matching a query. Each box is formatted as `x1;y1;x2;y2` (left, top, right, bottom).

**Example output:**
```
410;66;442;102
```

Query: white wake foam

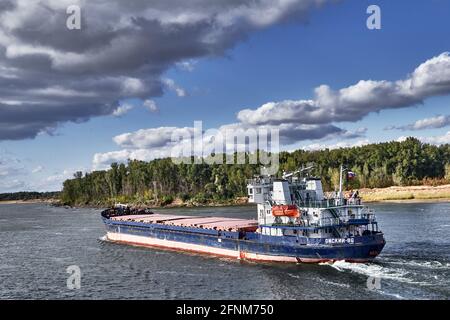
384;259;450;270
321;260;420;284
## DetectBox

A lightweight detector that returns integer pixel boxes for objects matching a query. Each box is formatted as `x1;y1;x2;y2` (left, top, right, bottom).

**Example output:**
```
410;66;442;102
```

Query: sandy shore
0;199;56;205
359;184;450;202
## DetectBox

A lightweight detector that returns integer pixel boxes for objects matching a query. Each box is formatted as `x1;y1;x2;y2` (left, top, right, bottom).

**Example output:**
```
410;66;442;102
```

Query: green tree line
0;191;60;201
61;137;450;206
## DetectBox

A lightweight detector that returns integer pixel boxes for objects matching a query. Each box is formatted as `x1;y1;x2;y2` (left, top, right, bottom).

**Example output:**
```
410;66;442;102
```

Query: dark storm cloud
252;123;353;145
0;0;330;140
0;0;15;13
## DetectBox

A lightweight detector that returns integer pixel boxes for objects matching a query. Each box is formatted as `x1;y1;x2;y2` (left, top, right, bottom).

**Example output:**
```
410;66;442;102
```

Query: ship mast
338;165;346;200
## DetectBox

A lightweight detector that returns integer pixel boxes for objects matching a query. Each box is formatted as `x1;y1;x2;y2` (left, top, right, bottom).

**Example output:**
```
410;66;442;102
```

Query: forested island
59;137;450;207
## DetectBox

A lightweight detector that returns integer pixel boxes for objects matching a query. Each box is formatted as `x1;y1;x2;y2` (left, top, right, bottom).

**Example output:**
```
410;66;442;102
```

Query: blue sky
1;0;450;192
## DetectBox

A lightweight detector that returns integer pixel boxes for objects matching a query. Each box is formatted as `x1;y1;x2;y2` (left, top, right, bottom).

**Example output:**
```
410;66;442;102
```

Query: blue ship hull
102;217;385;263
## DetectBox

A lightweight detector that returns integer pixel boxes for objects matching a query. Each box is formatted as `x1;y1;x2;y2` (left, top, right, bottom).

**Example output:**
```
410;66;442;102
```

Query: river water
0;202;449;299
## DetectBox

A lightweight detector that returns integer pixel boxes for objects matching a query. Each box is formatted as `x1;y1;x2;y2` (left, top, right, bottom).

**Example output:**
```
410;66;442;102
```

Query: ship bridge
246;166;380;241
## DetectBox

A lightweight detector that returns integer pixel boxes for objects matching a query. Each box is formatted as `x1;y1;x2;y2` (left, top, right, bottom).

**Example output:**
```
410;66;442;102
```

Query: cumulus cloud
237;53;450;126
0;179;26;192
0;0;330;140
176;60;197;72
31;165;44;173
0;146;83;192
112;103;134;117
0;149;24;177
0;150;43;191
162;78;188;97
111;122;364;151
416;131;450;145
112;100;160;117
94;125;201;169
113;127;196;149
44;169;74;184
92;120;365;170
93;148;171;170
1;167;85;192
300;139;371;151
90;52;450;171
386;114;450;131
143;99;159;113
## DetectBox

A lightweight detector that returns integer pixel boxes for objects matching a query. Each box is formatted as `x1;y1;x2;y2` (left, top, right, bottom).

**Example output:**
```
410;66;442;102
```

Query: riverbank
93;185;450;207
359;184;450;202
51;196;251;209
3;185;450;207
0;199;57;205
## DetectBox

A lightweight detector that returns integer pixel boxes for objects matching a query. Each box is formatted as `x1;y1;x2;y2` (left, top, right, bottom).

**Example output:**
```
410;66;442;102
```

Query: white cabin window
248;188;253;194
256;188;262;194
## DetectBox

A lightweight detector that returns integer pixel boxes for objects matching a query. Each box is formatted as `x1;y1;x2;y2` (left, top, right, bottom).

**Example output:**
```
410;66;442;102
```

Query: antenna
282;164;315;179
300;165;314;173
338;164;348;199
300;164;315;178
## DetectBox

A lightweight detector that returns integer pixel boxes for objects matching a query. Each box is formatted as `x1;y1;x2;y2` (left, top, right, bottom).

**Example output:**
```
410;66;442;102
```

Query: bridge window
256;188;262;194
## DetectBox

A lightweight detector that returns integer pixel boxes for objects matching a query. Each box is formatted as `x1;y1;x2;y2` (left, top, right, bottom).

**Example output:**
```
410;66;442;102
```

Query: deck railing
316;213;376;227
296;197;363;208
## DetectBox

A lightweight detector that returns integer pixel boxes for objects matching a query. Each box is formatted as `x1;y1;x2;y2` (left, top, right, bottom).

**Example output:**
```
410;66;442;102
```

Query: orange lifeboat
271;205;300;217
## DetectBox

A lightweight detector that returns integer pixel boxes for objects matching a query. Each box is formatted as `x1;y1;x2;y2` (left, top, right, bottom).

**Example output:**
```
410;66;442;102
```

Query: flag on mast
347;171;356;180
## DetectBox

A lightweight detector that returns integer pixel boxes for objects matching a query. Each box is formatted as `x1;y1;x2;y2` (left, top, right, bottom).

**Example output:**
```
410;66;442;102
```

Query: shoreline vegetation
59;138;450;208
1;184;450;207
2;138;450;208
0;192;60;205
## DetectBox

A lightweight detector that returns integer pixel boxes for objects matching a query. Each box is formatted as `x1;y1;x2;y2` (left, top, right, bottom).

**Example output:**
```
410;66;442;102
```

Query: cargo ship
101;166;385;263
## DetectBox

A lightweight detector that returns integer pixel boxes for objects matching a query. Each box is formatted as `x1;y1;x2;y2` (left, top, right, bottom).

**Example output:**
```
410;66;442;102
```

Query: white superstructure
247;166;376;239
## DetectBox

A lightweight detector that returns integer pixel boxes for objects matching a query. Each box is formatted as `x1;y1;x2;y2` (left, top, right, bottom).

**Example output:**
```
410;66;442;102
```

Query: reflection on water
0;202;449;299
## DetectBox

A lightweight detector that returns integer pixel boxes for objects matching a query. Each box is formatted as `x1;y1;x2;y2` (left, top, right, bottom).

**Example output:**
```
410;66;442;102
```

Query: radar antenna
282;164;315;179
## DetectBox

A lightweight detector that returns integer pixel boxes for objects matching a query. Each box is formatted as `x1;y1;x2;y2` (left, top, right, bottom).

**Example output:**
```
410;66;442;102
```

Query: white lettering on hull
324;238;355;244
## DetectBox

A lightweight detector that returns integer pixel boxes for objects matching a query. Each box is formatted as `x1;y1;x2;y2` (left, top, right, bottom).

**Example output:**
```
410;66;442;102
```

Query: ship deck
111;214;258;232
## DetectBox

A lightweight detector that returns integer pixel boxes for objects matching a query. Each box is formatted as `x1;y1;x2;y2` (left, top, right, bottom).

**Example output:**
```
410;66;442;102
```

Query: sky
0;0;450;192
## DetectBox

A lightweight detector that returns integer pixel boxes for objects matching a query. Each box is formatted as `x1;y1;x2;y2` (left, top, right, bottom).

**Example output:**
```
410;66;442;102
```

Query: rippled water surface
0;202;449;299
